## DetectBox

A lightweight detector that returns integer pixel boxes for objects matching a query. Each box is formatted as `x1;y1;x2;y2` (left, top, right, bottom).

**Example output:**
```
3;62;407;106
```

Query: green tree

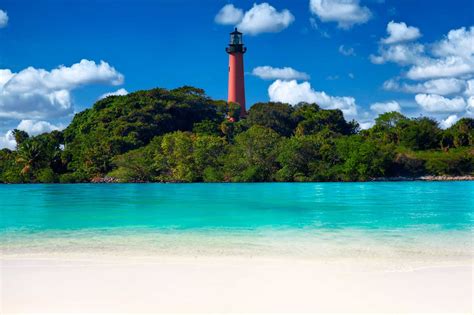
277;131;341;181
225;125;282;182
398;117;441;150
62;86;229;179
293;103;358;136
246;102;296;136
0;149;24;183
370;111;408;144
110;142;158;182
152;132;227;182
16;141;43;176
446;118;474;148
336;136;395;181
12;129;29;147
193;135;227;182
154;132;196;182
193;119;221;136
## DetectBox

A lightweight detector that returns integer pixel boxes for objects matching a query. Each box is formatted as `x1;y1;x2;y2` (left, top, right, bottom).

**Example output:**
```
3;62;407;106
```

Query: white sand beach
1;254;472;313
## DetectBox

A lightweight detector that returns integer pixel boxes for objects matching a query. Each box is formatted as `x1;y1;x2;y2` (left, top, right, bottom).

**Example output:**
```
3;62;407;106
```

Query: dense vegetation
0;86;472;183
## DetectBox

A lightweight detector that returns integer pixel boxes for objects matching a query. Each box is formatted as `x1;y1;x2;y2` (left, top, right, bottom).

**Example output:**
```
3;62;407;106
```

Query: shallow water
1;182;473;260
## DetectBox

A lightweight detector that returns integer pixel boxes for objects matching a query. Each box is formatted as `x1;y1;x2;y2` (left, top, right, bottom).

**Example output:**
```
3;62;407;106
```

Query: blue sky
0;0;473;148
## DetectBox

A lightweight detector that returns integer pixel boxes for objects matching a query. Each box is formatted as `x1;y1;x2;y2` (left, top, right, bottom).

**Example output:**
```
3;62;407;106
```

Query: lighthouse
226;28;247;118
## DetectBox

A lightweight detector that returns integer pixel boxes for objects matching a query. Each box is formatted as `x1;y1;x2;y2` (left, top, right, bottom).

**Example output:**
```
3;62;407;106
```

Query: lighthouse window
231;34;242;45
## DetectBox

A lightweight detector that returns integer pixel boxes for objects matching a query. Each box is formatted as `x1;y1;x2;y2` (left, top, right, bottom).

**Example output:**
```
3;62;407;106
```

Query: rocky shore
88;175;474;183
371;175;474;181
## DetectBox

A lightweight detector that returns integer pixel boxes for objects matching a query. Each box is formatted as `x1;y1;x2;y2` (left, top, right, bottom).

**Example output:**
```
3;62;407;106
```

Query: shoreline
2;231;472;313
1;174;473;184
90;175;474;183
2;253;472;313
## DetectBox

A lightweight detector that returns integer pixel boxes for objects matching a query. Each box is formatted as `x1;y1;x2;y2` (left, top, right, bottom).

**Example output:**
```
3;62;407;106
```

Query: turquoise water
1;182;473;258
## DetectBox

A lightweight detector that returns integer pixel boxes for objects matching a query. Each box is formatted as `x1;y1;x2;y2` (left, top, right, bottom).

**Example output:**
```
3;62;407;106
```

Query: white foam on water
1;227;472;270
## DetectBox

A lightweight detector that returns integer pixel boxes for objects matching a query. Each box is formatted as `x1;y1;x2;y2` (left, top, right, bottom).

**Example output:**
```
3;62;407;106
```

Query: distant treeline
0;86;472;183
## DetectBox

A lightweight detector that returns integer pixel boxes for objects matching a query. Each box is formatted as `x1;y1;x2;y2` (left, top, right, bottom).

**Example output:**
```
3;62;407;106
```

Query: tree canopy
0;87;472;183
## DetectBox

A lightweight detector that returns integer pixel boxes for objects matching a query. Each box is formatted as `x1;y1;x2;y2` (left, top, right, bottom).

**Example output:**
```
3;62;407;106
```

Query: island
0;86;472;183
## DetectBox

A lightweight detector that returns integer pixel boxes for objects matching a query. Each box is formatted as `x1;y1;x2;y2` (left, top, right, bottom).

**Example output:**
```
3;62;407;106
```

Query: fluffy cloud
338;45;355;56
467;96;474;116
0;130;15;149
404;27;474;80
215;3;294;35
16;119;63;136
237;3;294;35
382;21;421;44
373;25;474;121
0;69;14;86
465;79;474;96
3;59;123;94
415;94;466;113
252;66;310;80
406;56;474;80
432;26;474;59
99;88;129;100
370;43;425;65
0;119;64;149
439;114;460;129
359;121;374;130
309;0;372;29
0;9;8;28
372;26;474;80
214;4;243;25
369;101;401;114
383;78;466;96
268;80;357;117
0;59;124;120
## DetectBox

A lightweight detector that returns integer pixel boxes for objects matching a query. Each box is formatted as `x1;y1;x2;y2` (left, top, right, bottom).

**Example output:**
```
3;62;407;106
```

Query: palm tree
12;129;29;147
16;141;42;175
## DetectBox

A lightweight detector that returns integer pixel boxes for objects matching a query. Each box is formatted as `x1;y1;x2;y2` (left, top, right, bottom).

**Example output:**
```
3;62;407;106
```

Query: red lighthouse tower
226;28;247;118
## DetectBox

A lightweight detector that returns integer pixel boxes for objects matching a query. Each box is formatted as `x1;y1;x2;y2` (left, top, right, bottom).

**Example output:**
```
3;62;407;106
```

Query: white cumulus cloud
432;26;474;59
370;43;426;65
0;69;14;86
415;94;466;113
99;88;129;100
382;21;421;44
372;26;474;82
370;101;401;114
404;27;474;80
465;79;474;96
0;119;64;149
237;3;294;35
373;25;474;122
0;59;124;120
0;130;15;150
383;78;466;96
252;66;309;80
406;56;474;80
359;121;374;130
16;119;64;136
268;80;357;117
467;96;474;116
0;9;8;28
309;0;372;29
439;114;460;129
214;4;244;25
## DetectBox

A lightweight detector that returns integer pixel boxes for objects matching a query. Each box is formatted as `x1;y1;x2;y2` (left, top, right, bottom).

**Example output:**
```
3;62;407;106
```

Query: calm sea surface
1;182;473;259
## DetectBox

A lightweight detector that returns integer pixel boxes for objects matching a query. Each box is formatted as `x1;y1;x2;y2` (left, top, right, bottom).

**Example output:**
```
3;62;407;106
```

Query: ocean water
1;182;473;260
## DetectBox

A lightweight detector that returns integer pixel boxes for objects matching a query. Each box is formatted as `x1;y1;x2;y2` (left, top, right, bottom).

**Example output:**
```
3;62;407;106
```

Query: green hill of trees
1;86;472;183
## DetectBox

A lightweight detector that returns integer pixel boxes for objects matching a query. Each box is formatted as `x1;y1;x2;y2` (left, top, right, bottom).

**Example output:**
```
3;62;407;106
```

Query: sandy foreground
0;254;472;314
